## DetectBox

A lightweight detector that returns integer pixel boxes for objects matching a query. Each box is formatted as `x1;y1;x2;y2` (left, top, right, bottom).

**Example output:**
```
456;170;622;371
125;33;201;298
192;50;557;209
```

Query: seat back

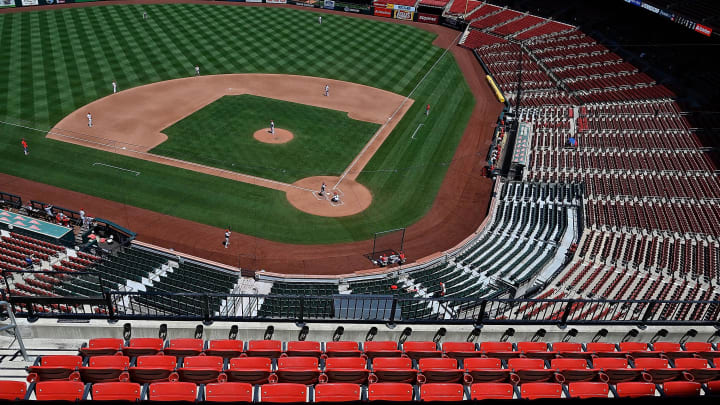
34;381;84;401
479;342;513;352
470;383;513;400
205;382;253;402
663;381;701;397
40;355;83;367
87;338;124;350
277;356;318;370
419;383;464;401
148;382;197;401
634;358;668;369
136;355;177;369
181;356;223;370
593;357;628;369
508;358;545;370
167;338;204;351
325;341;360;351
314;383;361;402
260;383;306;402
550;358;588;370
128;338;164;350
653;342;682;352
619;342;649;352
615;382;656;397
92;382;142;401
674;358;708;368
364;341;399;352
567;382;609;398
229;357;272;370
247;340;282;355
403;341;437;352
324;357;367;370
517;342;548;352
684;342;713;352
552;342;583;352
464;357;502;369
586;342;616;353
442;342;476;353
0;381;26;400
86;355;130;368
519;382;562;399
367;383;413;401
208;339;244;352
286;341;321;354
372;357;412;369
418;358;457;370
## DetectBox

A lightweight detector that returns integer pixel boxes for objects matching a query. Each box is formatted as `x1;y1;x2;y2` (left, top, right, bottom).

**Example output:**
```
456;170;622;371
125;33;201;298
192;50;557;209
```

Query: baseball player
324;84;329;97
87;112;93;127
318;15;322;24
331;192;339;203
112;81;117;94
270;120;275;135
21;138;28;155
195;65;200;76
319;182;326;196
426;104;430;116
223;228;231;248
143;11;147;20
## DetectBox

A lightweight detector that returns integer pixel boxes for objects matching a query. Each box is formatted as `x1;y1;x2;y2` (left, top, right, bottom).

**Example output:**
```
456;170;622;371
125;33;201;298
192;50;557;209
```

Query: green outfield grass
155;95;378;184
0;3;476;244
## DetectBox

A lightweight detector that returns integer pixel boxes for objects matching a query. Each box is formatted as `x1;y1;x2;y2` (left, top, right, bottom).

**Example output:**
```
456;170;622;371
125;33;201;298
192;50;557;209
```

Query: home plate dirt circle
253;128;294;144
287;176;372;217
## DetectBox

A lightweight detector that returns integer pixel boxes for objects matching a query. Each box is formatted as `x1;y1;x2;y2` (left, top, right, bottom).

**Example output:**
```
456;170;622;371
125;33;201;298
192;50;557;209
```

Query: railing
4;291;719;327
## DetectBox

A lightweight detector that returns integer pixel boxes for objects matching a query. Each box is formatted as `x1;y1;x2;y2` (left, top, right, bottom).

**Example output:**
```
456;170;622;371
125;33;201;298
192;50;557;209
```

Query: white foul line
332;31;462;190
92;162;141;176
410;123;424;140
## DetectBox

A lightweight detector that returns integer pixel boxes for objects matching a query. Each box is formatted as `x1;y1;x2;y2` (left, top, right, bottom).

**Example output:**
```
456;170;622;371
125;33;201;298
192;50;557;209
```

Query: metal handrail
0;301;28;361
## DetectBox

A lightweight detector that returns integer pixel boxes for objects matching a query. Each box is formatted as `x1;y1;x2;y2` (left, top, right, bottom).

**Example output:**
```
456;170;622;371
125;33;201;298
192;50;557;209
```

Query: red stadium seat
285;341;322;358
464;357;510;383
275;356;321;384
91;382;142;401
163;338;204;357
367;383;413;401
707;380;720;394
552;342;591;359
0;381;27;400
508;358;555;383
674;357;720;382
79;355;130;383
403;341;442;360
586;342;620;357
592;357;642;384
567;382;609;398
634;357;683;383
517;342;556;360
442;341;478;359
615;381;656;397
619;342;662;359
205;382;253;402
27;355;82;382
205;340;244;358
364;341;402;359
479;341;517;360
469;383;514;400
653;342;694;359
148;381;197;401
260;383;306;402
79;338;124;357
314;383;362;402
323;356;370;384
419;383;464;401
369;357;417;383
128;355;178;383
551;358;599;382
417;358;463;384
663;381;701;396
34;381;84;401
247;340;283;358
519;382;563;399
227;357;273;384
177;355;225;384
123;338;164;357
325;341;363;358
684;342;720;361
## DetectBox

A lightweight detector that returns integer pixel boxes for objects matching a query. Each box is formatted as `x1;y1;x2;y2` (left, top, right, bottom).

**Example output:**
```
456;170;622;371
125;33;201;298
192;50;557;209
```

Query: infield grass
155;95;378;184
0;3;477;244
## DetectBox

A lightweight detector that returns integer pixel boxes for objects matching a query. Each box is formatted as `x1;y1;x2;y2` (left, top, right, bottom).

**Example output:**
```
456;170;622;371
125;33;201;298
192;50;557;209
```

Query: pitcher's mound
253;128;294;144
287;176;372;217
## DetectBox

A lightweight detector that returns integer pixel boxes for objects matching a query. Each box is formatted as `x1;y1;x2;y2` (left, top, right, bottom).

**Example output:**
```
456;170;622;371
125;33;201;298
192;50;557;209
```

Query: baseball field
0;1;503;273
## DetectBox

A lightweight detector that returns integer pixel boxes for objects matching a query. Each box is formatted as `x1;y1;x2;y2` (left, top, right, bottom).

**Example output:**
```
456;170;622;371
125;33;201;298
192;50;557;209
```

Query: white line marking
92;162;141;176
332;31;462;190
410;123;424;140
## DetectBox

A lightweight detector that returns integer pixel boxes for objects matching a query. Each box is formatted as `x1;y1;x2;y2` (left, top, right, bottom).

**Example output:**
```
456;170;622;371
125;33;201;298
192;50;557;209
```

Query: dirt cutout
253;128;294;144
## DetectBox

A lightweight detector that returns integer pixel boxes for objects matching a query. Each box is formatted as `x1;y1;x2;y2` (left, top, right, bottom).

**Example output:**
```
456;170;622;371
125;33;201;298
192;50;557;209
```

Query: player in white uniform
195;65;200;76
324;84;329;97
87;112;92;127
112;81;117;94
318;16;322;24
270;120;275;135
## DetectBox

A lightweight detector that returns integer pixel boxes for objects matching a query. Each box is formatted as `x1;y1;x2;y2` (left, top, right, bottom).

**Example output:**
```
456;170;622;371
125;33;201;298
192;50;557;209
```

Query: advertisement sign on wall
694;23;712;37
21;0;39;5
0;0;15;7
323;0;334;9
374;7;392;17
266;0;288;4
417;13;439;24
394;9;413;20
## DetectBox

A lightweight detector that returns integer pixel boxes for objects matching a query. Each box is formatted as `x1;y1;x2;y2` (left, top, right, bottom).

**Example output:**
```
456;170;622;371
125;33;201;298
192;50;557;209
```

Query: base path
254;128;294;144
